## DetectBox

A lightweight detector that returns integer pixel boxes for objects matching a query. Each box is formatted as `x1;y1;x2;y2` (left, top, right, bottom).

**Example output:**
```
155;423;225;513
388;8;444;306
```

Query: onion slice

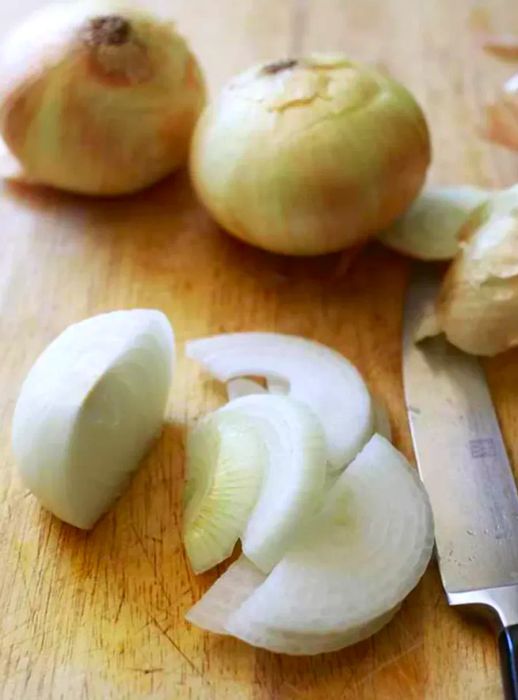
186;556;266;634
187;434;433;655
183;395;327;573
186;333;373;471
12;310;174;529
183;411;264;574
379;186;491;261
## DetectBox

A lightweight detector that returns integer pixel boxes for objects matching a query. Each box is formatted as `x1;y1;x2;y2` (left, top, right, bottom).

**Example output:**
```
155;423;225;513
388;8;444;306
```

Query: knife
403;265;518;700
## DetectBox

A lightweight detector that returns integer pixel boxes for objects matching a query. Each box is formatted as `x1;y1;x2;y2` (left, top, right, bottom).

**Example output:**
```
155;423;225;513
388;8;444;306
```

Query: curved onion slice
12;310;174;529
379;186;491;260
184;394;326;573
183;411;264;573
186;333;373;471
187;555;399;654
186;556;266;634
188;434;433;655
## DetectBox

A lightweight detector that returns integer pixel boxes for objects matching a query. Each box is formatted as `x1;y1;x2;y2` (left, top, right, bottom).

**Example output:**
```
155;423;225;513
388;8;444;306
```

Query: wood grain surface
0;1;517;698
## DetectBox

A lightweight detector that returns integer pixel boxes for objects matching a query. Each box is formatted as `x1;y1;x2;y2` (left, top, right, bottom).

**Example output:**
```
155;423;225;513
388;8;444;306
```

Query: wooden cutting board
0;1;517;698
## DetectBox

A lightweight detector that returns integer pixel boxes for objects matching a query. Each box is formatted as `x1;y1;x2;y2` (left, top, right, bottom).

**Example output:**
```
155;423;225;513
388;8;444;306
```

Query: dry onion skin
0;0;206;195
190;53;430;256
417;185;518;356
481;35;518;62
483;73;518;152
379;185;490;261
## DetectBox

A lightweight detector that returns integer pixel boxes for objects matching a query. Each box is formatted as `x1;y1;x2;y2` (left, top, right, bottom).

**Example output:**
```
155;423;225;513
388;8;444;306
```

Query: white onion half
187;333;373;471
12;310;174;529
187;434;433;655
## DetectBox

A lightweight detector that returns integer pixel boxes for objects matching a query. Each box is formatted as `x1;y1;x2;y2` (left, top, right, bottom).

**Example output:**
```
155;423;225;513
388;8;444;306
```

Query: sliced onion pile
187;333;374;471
184;333;434;655
187;434;434;655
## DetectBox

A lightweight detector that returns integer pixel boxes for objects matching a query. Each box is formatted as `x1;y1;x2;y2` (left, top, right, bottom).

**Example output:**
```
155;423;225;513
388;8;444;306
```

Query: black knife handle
499;625;518;699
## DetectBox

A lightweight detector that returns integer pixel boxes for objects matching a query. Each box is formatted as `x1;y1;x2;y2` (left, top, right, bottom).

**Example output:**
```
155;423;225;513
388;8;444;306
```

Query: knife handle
499;625;518;699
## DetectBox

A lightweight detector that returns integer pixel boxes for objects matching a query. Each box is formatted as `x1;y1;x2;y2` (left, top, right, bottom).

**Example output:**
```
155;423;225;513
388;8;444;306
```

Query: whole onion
0;1;206;195
190;54;431;256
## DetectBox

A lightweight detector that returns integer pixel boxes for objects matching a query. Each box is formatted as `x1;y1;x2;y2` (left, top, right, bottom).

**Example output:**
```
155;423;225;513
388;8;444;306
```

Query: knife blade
403;265;518;699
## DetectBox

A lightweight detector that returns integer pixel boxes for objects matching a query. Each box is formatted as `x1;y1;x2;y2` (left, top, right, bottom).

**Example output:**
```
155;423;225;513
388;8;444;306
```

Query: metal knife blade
403;265;518;627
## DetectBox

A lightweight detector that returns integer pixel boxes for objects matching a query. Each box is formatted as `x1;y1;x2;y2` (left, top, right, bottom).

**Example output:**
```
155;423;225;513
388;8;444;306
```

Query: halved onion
187;434;433;655
187;333;373;471
379;186;490;260
12;310;174;529
184;394;327;573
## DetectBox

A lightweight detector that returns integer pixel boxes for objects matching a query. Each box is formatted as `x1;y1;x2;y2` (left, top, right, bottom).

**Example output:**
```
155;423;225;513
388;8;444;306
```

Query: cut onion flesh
187;434;434;655
186;556;266;634
187;555;399;654
183;410;264;574
187;333;373;471
183;394;327;573
379;186;491;260
12;310;174;529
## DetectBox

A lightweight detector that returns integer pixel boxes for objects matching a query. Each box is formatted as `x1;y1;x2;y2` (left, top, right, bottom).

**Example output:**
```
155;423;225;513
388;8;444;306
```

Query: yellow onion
190;53;430;256
416;185;518;356
0;1;206;195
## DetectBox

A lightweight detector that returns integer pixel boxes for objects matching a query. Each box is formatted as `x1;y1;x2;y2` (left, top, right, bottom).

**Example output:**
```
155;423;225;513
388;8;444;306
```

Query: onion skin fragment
190;53;430;256
0;1;206;195
420;185;518;356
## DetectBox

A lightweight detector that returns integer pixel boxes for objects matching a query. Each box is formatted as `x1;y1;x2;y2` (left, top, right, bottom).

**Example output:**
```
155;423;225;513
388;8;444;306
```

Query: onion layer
187;332;373;471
